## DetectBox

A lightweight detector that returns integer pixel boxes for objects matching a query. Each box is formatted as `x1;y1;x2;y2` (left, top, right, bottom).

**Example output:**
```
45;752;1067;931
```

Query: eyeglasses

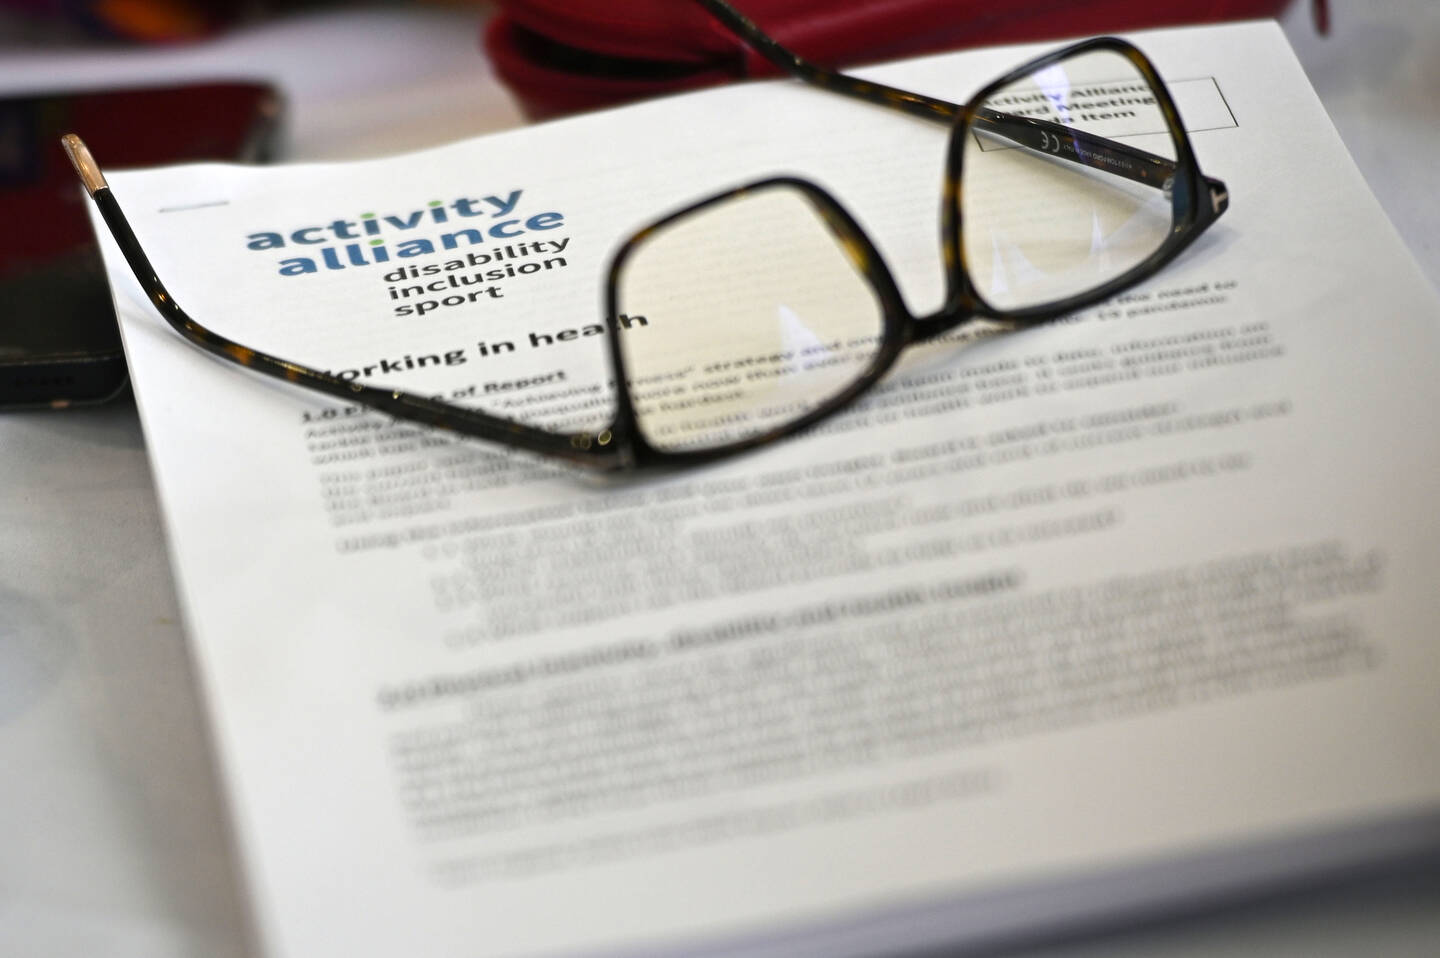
66;0;1227;472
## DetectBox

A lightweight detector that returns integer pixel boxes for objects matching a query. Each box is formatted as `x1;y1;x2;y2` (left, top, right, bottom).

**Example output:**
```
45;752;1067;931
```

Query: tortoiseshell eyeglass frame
66;0;1228;474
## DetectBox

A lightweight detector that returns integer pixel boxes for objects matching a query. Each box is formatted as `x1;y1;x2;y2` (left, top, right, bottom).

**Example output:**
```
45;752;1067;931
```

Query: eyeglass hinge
1210;185;1229;216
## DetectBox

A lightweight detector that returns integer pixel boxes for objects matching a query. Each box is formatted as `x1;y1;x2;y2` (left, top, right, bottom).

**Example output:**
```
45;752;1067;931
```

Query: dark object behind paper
0;82;281;409
485;0;1297;118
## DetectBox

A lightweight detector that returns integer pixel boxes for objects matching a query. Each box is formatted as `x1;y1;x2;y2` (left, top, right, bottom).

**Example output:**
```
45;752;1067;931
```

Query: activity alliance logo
244;189;566;276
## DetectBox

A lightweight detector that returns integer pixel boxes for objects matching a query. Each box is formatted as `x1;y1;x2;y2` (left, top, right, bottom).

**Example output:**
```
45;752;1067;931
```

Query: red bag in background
486;0;1310;119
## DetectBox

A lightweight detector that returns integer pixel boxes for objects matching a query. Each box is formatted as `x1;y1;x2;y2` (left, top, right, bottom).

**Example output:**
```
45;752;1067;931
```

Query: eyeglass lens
961;49;1179;312
615;187;888;453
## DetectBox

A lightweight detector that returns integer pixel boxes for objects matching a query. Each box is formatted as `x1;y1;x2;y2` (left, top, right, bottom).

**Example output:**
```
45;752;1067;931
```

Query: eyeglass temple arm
971;109;1228;213
61;135;627;471
695;0;958;123
694;0;1222;204
972;107;1172;190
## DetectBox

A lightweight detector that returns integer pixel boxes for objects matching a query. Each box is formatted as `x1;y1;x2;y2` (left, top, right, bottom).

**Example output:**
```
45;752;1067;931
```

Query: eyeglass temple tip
61;133;108;196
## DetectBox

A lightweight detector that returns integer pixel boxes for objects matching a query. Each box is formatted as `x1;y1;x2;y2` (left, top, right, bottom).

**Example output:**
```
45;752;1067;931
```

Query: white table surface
2;2;1438;955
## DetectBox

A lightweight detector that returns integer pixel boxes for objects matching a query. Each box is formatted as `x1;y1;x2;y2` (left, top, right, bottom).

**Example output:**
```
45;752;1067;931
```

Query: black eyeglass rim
608;34;1228;468
70;0;1228;474
942;35;1227;327
603;177;915;468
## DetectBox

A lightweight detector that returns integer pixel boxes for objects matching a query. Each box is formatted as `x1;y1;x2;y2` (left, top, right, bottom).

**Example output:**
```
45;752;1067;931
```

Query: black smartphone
0;82;282;408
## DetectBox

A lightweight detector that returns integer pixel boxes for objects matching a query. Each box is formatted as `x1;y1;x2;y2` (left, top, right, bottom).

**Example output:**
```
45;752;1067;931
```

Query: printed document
88;21;1440;958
